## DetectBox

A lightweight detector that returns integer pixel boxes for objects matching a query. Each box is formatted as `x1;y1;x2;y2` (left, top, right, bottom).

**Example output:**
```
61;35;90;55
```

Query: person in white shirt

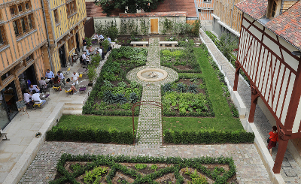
29;84;40;93
81;51;88;65
31;91;46;105
71;72;79;85
23;89;32;103
97;48;103;59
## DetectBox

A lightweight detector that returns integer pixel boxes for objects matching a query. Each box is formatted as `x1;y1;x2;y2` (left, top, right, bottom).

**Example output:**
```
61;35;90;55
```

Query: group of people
80;34;113;65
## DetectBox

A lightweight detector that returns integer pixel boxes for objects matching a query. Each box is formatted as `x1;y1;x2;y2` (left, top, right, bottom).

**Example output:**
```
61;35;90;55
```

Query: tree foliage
95;0;165;15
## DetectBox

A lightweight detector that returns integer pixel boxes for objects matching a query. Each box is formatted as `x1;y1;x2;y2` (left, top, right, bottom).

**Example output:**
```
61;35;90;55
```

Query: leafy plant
103;91;116;104
187;84;198;93
151;164;158;171
115;93;128;104
135;164;147;170
87;65;96;82
163;83;172;93
129;92;138;104
176;83;186;93
70;163;82;172
118;81;127;88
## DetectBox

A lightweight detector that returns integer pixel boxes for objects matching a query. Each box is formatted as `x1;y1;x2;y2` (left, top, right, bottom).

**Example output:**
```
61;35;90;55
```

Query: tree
95;0;164;15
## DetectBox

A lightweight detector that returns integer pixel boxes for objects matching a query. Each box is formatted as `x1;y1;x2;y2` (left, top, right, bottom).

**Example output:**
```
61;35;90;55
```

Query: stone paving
199;29;301;183
18;37;274;183
19;142;272;184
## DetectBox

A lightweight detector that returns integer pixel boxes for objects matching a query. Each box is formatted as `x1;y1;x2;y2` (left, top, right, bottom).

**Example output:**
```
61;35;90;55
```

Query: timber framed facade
0;0;48;129
235;0;301;173
42;0;87;73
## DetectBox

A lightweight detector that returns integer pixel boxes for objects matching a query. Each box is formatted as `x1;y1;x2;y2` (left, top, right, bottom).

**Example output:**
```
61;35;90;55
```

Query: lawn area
56;115;138;132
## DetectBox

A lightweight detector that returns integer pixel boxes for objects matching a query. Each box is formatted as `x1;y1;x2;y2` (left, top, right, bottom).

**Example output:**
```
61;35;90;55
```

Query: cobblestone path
137;38;162;145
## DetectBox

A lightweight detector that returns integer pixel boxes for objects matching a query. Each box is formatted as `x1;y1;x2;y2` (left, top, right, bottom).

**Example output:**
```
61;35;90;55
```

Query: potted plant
87;65;96;86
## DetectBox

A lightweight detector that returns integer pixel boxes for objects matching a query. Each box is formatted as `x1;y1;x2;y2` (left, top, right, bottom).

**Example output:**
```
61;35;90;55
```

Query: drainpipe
40;0;54;72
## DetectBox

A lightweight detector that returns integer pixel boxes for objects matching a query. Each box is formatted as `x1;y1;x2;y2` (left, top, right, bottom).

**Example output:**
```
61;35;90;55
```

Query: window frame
12;13;35;37
53;9;60;24
203;0;212;3
0;25;6;46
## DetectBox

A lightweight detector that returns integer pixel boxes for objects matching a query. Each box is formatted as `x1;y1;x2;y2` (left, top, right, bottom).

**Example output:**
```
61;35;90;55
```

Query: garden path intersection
17;37;273;183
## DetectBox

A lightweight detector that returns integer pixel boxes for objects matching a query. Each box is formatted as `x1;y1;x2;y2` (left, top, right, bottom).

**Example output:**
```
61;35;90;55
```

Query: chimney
266;0;282;19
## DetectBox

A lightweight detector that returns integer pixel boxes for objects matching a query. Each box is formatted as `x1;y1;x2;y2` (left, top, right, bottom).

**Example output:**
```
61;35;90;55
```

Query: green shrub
46;127;135;144
163;130;254;144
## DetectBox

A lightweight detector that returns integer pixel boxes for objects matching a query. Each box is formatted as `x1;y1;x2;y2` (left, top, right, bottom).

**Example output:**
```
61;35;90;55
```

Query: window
66;0;77;17
0;26;6;45
25;54;33;61
10;5;17;15
18;4;23;12
53;9;59;24
13;20;20;36
25;1;31;10
21;17;27;33
12;13;35;37
203;0;212;3
28;14;34;29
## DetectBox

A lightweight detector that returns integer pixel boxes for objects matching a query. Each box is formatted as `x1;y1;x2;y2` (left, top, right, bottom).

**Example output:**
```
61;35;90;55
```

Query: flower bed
162;75;214;117
50;154;237;184
83;47;147;116
160;40;201;73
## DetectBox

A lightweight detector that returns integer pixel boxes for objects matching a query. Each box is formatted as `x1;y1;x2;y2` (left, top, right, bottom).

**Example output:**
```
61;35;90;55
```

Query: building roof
152;0;197;18
236;0;301;51
86;0;197;18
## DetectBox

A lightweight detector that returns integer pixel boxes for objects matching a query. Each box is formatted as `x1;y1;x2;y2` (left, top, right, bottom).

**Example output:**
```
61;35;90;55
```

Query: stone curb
199;29;285;184
3;103;65;184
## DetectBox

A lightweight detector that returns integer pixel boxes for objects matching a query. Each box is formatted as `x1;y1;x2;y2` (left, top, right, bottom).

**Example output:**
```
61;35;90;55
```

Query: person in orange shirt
267;126;278;155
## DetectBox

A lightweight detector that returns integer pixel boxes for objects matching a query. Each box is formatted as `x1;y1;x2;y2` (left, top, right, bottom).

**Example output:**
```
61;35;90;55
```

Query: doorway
0;81;19;129
59;45;67;67
18;64;37;92
150;18;159;34
75;33;80;52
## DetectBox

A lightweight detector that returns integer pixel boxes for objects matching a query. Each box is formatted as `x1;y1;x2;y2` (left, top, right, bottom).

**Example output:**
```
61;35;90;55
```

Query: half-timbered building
196;0;214;30
0;0;48;128
42;0;87;73
234;0;301;173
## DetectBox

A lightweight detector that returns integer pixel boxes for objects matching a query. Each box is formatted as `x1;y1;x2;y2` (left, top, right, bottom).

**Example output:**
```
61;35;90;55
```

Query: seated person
65;78;77;94
71;72;79;85
98;34;104;41
29;84;40;93
45;69;54;79
81;51;88;65
39;77;48;92
23;89;32;105
53;76;61;90
31;91;46;106
57;71;65;85
45;69;54;86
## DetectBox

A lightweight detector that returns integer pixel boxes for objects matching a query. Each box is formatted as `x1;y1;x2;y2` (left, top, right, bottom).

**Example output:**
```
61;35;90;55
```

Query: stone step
64;104;83;111
62;109;82;115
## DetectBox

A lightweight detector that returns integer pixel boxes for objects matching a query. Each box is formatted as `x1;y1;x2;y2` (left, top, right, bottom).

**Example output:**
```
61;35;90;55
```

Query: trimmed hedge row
164;130;255;144
50;154;236;184
46;127;134;144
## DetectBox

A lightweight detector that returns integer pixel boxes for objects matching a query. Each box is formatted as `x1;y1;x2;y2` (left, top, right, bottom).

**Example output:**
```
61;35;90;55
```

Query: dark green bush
46;127;135;144
163;130;254;144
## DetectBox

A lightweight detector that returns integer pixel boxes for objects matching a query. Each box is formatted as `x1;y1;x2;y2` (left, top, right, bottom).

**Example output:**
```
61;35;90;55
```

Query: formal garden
44;18;255;183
